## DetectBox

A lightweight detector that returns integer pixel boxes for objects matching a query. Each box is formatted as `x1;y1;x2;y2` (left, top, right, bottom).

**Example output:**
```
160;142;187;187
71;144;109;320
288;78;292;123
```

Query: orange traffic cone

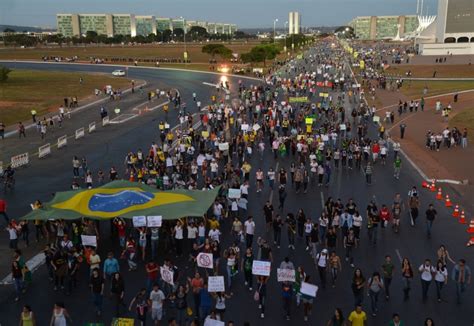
436;188;442;200
467;219;474;233
459;211;467;224
430;180;436;192
452;205;460;217
467;236;474;247
422;181;429;189
445;195;452;207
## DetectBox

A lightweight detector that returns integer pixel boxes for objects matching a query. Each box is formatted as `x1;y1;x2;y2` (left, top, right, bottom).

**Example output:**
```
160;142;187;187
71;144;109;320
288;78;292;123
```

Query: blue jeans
93;293;103;312
14;277;23;297
426;220;433;237
369;290;379;314
456;282;467;304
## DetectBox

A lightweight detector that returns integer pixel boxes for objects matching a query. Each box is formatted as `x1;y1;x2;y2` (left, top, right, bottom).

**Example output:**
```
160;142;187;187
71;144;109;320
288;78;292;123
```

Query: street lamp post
273;19;278;44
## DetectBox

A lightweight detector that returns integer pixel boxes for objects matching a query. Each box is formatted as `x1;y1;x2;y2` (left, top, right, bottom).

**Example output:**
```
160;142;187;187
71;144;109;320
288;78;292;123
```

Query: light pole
180;16;188;65
273;18;278;44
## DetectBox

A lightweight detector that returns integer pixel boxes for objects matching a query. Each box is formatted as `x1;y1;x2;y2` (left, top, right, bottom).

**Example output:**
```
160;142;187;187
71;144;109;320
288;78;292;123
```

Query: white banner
57;135;67;149
81;235;97;247
339;124;346;131
204;319;225;326
208;276;225;292
277;268;296;282
252;124;261;131
160;267;174;285
197;253;213;269
10;153;29;168
102;116;110;126
88;122;96;133
75;127;85;140
252;260;271;276
146;215;162;227
218;142;229;151
228;188;241;199
300;282;318;297
38;143;51;158
132;216;147;227
241;123;249;131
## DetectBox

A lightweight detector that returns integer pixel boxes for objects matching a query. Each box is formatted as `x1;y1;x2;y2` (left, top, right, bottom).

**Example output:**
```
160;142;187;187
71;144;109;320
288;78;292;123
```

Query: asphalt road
0;56;472;326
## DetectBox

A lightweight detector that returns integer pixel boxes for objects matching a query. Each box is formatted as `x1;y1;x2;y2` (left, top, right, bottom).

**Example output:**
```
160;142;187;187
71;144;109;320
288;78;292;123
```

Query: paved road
0;55;472;326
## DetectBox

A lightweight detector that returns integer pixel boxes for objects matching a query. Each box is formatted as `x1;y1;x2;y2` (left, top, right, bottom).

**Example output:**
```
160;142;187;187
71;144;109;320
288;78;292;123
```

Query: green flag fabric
22;180;219;221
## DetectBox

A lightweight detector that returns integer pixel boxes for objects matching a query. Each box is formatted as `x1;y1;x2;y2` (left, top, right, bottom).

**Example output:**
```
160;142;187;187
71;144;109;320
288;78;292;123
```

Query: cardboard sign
339;124;347;131
241;124;249;131
197;253;214;269
252;260;271;276
277;268;296;282
208;276;225;292
147;216;162;227
252;124;261;131
81;235;97;247
300;282;318;297
204;319;225;326
218;142;229;151
132;216;147;227
228;188;241;199
160;267;174;285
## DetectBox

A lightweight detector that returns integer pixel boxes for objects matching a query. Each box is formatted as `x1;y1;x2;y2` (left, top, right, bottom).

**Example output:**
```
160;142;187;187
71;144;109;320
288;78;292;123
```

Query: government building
57;14;237;38
348;15;419;40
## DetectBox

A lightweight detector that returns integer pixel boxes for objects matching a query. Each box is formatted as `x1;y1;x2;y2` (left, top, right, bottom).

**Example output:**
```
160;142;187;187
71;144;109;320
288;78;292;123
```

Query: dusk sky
0;0;438;29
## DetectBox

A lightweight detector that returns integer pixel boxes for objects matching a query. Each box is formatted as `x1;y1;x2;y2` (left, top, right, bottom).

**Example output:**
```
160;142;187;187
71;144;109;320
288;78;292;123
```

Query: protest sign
218;143;229;151
208;276;225;292
132;216;146;227
197;253;213;269
160;267;174;285
228;188;241;199
300;282;318;297
252;260;271;276
147;216;162;227
81;235;97;247
277;268;296;282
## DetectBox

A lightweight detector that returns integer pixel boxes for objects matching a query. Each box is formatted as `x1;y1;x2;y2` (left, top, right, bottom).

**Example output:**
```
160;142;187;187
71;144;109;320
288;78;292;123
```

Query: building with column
57;14;236;37
288;12;301;35
348;15;419;40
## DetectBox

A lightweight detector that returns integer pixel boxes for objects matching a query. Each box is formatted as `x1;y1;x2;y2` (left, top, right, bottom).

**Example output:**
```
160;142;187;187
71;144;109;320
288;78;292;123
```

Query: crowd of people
3;38;472;326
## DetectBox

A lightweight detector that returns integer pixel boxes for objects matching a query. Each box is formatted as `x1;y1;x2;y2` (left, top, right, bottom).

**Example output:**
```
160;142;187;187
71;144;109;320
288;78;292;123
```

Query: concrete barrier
75;127;85;140
38;143;51;158
89;122;96;133
102;116;110;126
10;153;29;168
57;135;67;149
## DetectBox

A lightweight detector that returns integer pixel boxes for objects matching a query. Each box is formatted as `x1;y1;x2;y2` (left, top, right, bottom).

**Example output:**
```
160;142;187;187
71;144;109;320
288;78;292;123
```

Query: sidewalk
374;86;474;211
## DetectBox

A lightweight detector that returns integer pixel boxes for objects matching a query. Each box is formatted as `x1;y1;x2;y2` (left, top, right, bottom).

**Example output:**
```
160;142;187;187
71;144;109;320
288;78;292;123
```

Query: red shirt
380;209;390;221
116;223;126;237
0;199;6;212
146;262;159;280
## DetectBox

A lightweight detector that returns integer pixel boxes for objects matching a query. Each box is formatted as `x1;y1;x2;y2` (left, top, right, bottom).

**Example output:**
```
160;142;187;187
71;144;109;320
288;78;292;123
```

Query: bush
0;66;12;82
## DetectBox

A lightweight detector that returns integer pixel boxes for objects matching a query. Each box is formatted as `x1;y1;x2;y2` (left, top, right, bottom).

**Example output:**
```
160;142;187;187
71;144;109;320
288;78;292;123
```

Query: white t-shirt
419;264;434;281
244;220;255;235
150;289;165;309
198;225;206;237
434;268;448;282
304;223;313;234
352;215;363;227
209;229;221;242
174;226;184;240
316;253;328;267
187;226;198;239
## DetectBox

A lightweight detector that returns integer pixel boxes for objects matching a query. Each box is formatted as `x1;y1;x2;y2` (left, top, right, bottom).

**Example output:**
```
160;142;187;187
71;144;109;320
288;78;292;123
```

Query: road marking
1;252;45;285
395;249;403;263
203;82;218;87
108;114;138;124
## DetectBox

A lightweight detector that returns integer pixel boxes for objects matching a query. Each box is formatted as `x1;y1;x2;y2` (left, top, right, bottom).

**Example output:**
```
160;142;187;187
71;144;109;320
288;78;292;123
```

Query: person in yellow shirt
348;305;367;326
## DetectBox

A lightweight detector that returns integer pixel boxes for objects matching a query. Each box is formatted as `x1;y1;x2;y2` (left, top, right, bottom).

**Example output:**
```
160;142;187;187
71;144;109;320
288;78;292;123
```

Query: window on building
457;36;469;43
444;37;456;43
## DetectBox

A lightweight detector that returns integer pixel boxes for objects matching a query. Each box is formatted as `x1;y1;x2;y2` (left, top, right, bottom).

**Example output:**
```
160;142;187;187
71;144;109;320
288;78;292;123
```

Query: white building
288;12;301;35
417;0;474;55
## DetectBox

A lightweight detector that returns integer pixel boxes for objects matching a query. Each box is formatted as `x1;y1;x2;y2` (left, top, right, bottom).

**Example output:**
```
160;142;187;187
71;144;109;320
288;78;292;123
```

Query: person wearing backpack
315;249;329;289
367;272;384;317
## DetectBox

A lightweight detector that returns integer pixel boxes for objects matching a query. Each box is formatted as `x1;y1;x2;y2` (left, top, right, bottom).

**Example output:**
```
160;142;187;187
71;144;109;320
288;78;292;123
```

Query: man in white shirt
208;226;221;243
419;259;434;303
244;216;255;248
150;284;166;323
315;248;329;288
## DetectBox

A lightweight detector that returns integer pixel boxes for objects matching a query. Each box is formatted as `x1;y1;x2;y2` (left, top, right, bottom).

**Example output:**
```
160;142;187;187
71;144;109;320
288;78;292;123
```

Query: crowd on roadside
2;39;471;326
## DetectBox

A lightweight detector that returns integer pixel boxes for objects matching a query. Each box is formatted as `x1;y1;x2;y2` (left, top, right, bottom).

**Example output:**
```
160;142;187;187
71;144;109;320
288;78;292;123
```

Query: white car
112;70;126;77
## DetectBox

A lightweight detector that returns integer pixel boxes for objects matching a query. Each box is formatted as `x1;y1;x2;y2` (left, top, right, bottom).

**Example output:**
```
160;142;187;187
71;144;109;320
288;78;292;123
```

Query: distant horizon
0;0;438;29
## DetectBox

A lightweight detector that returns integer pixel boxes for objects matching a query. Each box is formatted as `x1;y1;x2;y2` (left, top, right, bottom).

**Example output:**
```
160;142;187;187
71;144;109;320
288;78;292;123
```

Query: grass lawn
449;109;474;142
386;64;474;78
0;42;261;63
0;69;131;126
400;80;474;99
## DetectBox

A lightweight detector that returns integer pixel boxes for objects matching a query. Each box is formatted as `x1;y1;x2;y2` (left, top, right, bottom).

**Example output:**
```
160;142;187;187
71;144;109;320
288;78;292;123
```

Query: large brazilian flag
22;180;219;221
